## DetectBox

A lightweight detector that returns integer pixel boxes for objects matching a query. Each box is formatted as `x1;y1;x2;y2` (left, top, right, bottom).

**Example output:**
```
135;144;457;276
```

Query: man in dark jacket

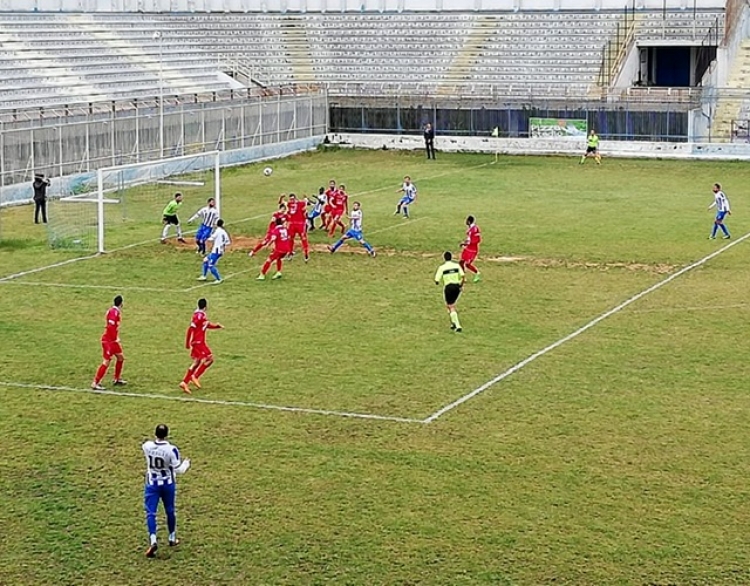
423;123;436;160
33;173;51;224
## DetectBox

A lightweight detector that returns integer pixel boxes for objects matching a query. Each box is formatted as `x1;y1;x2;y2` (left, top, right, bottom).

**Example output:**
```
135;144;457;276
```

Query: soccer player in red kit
180;298;223;394
286;193;310;261
249;202;288;257
256;217;292;280
323;180;337;231
327;183;349;237
91;295;127;390
460;215;482;283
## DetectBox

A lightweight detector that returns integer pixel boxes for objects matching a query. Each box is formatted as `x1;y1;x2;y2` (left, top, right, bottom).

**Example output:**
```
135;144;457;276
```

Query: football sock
176;225;183;238
209;266;221;281
450;311;462;330
403;206;409;218
94;364;108;384
149;533;157;546
465;262;478;274
261;260;272;275
302;237;310;256
711;224;719;238
182;366;195;384
721;224;730;236
362;241;374;253
276;258;283;271
161;225;170;239
166;511;176;534
331;239;343;252
114;359;124;380
194;362;211;379
202;259;209;277
580;156;585;164
169;532;176;543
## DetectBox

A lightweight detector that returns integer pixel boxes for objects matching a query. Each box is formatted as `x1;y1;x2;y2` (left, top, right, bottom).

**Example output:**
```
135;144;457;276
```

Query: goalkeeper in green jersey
161;192;186;244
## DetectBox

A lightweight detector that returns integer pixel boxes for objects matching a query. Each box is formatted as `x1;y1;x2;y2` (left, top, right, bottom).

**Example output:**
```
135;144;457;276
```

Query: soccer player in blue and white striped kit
708;183;731;240
142;423;190;558
188;197;219;255
197;219;231;283
394;175;417;218
329;201;376;257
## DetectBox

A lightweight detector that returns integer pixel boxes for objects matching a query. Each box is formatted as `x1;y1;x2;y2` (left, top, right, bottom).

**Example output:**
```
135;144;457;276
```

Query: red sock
182;366;196;384
114;359;124;380
252;241;264;254
194;362;211;379
276;258;283;271
261;259;272;274
302;235;309;256
94;364;108;384
466;263;478;274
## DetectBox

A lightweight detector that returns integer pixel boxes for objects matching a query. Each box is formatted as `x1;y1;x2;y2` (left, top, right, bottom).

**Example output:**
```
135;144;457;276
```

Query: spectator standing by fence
33;173;51;224
424;123;436;160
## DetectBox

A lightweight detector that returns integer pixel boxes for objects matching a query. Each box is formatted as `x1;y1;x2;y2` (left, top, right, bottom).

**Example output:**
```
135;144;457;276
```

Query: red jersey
101;306;121;343
287;198;308;224
330;190;348;211
269;224;292;254
185;309;219;347
325;187;338;200
465;224;481;249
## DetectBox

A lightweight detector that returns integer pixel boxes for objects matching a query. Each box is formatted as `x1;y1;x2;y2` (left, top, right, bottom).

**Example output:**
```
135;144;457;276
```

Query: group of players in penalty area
87;173;484;557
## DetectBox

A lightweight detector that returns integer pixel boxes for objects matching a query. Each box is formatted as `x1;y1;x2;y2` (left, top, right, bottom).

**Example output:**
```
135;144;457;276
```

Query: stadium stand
0;9;728;109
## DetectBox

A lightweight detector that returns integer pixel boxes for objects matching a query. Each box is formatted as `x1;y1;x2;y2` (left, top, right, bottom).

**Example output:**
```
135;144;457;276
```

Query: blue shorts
345;229;363;241
207;252;222;266
399;196;415;206
144;483;176;516
716;211;727;222
196;224;212;242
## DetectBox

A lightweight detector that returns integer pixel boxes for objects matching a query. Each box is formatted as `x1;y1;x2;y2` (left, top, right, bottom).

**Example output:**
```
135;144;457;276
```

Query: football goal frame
76;150;221;253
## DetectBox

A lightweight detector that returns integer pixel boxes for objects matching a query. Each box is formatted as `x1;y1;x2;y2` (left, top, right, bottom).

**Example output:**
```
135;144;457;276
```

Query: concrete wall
8;0;724;12
328;132;750;160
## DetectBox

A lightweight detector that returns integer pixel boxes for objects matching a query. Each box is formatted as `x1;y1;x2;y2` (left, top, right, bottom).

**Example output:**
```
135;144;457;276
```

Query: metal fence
0;87;328;194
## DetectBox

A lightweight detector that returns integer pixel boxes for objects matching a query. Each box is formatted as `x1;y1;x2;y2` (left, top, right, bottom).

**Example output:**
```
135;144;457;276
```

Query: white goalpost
48;151;221;253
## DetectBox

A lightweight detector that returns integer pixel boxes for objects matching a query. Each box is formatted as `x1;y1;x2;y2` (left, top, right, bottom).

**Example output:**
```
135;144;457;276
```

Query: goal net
47;151;221;252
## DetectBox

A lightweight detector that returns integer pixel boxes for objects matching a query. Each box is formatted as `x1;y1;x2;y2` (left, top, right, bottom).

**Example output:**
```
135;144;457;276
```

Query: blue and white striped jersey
713;191;731;213
349;209;363;231
209;227;231;254
142;440;181;487
189;206;220;228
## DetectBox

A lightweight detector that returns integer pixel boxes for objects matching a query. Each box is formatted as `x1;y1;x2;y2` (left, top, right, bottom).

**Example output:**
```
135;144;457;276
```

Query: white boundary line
424;233;750;423
369;216;430;235
629;303;749;314
0;380;423;424
0;253;100;283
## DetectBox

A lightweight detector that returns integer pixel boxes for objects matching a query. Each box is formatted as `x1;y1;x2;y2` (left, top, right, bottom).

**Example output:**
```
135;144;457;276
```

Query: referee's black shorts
444;283;462;305
163;214;179;225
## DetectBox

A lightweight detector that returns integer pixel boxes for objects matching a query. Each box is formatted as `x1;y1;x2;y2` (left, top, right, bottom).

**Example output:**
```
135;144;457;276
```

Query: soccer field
2;148;750;584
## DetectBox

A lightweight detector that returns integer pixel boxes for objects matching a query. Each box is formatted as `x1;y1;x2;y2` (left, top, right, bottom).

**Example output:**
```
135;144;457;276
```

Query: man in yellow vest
580;129;601;165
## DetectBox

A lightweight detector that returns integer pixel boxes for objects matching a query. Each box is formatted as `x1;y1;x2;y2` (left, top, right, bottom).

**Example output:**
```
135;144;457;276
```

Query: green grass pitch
2;148;750;584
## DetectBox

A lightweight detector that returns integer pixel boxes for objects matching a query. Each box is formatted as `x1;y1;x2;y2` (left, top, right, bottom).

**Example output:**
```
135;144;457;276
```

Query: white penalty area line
0;380;422;424
369;216;430;235
424;232;750;423
0;280;182;293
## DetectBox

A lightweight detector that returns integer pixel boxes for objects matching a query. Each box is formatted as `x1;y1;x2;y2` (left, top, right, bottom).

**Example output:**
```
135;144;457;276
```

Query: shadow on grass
0;239;39;251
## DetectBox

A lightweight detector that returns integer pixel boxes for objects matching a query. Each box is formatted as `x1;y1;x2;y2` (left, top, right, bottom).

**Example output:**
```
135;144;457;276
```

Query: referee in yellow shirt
435;251;466;332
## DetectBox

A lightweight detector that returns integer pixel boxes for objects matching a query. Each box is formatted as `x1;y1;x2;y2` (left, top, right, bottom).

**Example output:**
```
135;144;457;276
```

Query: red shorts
288;222;306;237
461;247;478;263
190;342;212;361
323;204;332;215
269;248;291;261
101;340;123;360
330;208;344;222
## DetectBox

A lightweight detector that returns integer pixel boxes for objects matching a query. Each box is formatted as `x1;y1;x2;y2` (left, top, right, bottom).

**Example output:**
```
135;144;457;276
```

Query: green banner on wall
529;118;588;139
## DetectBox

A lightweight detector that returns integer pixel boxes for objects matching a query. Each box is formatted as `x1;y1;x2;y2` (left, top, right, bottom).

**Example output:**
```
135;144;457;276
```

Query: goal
47;151;221;253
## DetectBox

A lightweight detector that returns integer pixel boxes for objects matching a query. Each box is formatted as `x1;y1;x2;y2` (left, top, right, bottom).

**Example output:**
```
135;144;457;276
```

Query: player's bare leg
92;358;111;390
113;353;127;385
